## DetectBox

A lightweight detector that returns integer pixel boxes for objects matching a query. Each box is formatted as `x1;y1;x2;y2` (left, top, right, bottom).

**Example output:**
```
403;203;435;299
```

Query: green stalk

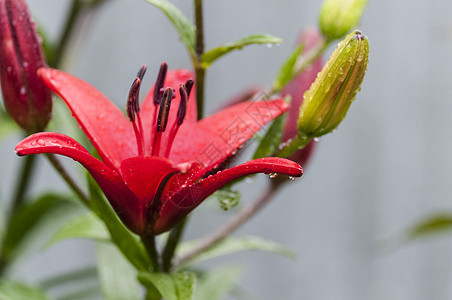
50;0;84;67
141;233;160;272
161;218;187;272
194;0;205;120
10;154;37;215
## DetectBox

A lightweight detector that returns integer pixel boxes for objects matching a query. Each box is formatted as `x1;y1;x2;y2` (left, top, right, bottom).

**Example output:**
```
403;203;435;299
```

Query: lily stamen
127;76;145;156
152;87;174;156
164;84;189;158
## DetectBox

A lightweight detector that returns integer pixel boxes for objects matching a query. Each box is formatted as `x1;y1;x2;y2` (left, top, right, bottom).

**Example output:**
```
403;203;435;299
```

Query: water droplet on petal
269;173;278;179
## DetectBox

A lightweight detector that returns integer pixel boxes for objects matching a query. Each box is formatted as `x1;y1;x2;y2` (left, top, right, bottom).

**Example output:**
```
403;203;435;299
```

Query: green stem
161;218;187;272
141;233;160;272
292;38;331;80
0;154;37;276
194;0;205;120
45;154;89;205
277;134;311;158
10;154;37;215
173;183;280;268
50;0;84;67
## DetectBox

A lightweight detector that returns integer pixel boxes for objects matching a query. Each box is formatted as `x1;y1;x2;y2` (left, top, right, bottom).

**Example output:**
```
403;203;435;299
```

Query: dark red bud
0;0;52;132
281;28;323;168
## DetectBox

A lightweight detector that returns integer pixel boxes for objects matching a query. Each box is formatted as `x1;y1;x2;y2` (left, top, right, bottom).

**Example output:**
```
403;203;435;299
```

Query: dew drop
288;176;295;181
269;173;278;179
37;139;45;146
20;86;26;95
313;137;320;142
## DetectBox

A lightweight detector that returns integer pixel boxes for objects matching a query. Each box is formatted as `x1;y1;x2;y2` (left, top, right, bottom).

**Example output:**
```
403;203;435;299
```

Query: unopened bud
0;0;52;132
319;0;368;40
298;30;369;138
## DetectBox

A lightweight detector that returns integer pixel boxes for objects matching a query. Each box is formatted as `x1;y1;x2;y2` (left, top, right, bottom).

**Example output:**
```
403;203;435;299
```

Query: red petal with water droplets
140;69;197;151
170;100;289;172
15;132;145;233
38;68;136;170
119;156;180;212
153;157;302;234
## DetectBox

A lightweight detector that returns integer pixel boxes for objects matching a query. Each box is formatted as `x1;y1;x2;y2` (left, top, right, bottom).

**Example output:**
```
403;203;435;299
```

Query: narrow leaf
55;285;101;300
87;174;151;271
253;113;287;159
1;193;77;264
273;44;304;91
194;266;242;300
407;213;452;239
0;280;50;300
46;213;110;248
144;0;195;56
177;236;296;267
202;34;283;67
213;188;240;211
138;271;196;300
97;243;140;300
40;267;98;289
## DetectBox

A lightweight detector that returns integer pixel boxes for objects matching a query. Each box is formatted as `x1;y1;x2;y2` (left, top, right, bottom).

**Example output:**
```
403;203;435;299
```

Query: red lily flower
15;65;302;235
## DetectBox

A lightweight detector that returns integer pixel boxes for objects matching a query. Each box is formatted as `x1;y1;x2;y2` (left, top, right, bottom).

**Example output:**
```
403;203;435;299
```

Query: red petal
38;68;136;170
15;132;145;233
119;156;180;210
170;100;289;171
140;69;197;151
153;157;302;234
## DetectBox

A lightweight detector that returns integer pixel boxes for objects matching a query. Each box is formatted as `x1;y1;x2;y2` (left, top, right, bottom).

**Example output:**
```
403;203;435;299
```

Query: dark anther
185;79;194;98
177;84;188;126
154;62;168;105
137;65;147;81
127;77;142;122
156;87;173;132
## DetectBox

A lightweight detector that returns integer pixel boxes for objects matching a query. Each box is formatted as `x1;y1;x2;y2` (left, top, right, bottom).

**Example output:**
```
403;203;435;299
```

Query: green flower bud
319;0;368;40
298;30;369;138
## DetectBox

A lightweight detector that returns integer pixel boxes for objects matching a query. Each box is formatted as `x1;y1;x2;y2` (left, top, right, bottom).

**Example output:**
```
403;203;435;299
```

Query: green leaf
97;243;140;300
194;266;242;300
46;213;110;248
144;0;195;57
213;188;240;211
177;236;296;267
273;44;304;92
407;213;452;240
253;113;287;159
40;267;98;289
202;34;283;68
55;285;101;300
1;193;77;264
138;271;196;300
0;280;50;300
87;175;151;271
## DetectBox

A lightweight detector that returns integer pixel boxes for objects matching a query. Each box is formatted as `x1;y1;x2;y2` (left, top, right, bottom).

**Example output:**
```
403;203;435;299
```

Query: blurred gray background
2;0;452;299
